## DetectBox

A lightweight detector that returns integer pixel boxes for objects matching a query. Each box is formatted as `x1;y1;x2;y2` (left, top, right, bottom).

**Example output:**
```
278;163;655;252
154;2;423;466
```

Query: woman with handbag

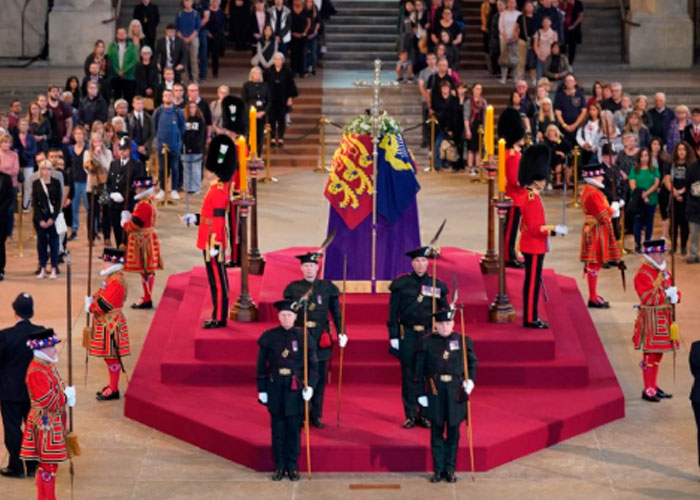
498;0;520;85
516;1;536;85
84;132;112;243
32;160;62;279
463;82;487;174
533;16;557;82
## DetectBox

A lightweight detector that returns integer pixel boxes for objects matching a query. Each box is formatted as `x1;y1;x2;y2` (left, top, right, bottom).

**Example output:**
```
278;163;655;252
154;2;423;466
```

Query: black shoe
224;261;240;268
96;389;120;401
429;472;442;483
288;469;300;481
656;388;673;399
34;266;42;275
203;319;227;329
505;260;525;269
402;417;416;429
641;391;660;402
0;468;24;478
416;416;430;428
131;300;153;309
444;471;457;483
601;262;611;269
524;319;549;329
25;465;36;478
681;247;688;256
271;469;285;481
311;417;325;429
588;298;610;309
58;254;65;264
69;232;78;241
96;385;109;396
0;272;4;281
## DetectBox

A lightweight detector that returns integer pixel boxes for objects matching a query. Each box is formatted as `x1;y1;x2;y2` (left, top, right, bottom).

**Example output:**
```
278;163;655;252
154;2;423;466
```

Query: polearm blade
319;227;337;252
451;271;459;310
429;218;447;247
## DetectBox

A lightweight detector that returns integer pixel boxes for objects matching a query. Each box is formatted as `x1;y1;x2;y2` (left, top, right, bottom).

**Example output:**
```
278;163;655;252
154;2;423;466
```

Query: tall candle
497;139;506;194
249;106;257;158
238;136;248;194
485;105;494;157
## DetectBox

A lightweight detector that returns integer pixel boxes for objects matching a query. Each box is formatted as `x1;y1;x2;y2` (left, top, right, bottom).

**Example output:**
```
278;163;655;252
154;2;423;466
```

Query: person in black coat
32;161;62;278
0;170;13;279
256;299;319;481
153;24;187;82
416;308;477;483
105;137;146;247
133;0;160;48
242;66;273;151
264;54;298;148
78;81;109;128
0;293;43;478
128;97;155;164
228;0;252;50
134;46;160;103
690;341;700;469
81;62;112;103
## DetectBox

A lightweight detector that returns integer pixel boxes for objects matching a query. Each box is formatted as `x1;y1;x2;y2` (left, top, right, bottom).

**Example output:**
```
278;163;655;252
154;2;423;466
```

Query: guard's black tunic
257;325;319;471
415;332;477;475
387;272;449;419
283;278;341;421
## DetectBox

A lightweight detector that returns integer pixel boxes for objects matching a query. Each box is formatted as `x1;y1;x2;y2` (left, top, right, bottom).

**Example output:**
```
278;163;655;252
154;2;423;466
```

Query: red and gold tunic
89;272;130;358
579;185;620;264
20;359;68;463
519;190;549;255
197;180;229;253
505;148;525;207
632;262;680;352
123;196;164;273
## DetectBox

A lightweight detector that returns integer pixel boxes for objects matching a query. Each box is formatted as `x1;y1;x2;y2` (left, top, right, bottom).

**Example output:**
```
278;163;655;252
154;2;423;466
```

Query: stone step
325;24;399;34
327;15;398;25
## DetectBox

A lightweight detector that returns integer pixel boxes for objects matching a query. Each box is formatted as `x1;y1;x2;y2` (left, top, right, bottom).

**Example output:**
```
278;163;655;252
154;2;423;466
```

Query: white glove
64;386;76;407
390;338;399;350
84;296;94;313
554;224;569;236
209;247;219;258
610;201;621;218
665;286;679;304
302;386;314;401
418;395;428;408
110;192;124;203
463;379;475;395
618;199;625;208
258;392;268;405
120;210;131;227
182;213;197;226
338;333;348;349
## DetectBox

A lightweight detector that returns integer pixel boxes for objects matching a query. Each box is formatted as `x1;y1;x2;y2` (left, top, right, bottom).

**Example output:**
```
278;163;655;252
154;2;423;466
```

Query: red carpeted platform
124;247;624;472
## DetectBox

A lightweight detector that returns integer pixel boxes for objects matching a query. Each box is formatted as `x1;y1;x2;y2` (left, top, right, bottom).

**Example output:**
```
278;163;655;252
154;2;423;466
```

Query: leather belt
306;321;317;328
278;368;291;375
407;325;425;332
438;374;453;382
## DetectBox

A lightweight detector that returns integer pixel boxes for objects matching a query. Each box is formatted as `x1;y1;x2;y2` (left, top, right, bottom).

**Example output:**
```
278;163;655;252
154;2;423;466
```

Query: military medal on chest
281;348;289;358
442;350;450;360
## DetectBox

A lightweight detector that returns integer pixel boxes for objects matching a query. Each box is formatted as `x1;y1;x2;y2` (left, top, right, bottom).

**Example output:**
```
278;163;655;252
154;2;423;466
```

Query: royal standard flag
376;134;420;224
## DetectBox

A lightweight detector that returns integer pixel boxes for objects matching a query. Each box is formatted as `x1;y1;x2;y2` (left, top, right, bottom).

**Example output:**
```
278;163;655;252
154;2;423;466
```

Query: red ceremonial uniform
519;189;549;255
20;359;68;464
504;148;525;263
89;272;131;358
123;196;164;273
225;169;242;265
632;263;680;353
579;185;620;264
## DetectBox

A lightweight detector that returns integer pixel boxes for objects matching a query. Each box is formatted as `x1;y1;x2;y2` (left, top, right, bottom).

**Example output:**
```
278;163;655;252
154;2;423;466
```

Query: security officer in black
283;252;347;429
388;246;449;429
256;299;319;481
416;308;477;483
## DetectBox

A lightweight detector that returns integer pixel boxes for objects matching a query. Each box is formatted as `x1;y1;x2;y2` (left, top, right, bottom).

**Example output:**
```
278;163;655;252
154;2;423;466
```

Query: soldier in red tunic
579;164;622;308
121;176;164;309
85;248;130;401
184;135;238;329
21;328;75;500
633;239;680;402
498;108;526;268
518;144;568;329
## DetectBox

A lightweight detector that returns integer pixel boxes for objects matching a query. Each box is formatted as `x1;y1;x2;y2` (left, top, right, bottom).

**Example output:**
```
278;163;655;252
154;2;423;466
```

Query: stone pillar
0;0;49;58
628;0;694;69
49;0;115;66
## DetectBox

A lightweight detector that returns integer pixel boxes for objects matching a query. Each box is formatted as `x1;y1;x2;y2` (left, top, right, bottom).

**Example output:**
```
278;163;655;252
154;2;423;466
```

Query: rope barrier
283;122;321;142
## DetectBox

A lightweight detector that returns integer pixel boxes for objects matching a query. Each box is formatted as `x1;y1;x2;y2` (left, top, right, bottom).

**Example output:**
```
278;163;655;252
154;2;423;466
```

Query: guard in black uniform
283;252;347;429
388;246;449;429
256;299;319;481
416;308;477;483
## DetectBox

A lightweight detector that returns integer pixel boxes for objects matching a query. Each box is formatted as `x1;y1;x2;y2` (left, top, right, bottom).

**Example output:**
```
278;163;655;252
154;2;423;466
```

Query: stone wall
49;0;115;66
0;0;49;58
628;0;694;68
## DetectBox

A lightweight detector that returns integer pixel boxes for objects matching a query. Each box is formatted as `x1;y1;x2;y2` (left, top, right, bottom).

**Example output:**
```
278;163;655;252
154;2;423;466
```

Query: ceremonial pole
336;254;347;428
247;109;266;275
480;106;498;274
459;305;476;481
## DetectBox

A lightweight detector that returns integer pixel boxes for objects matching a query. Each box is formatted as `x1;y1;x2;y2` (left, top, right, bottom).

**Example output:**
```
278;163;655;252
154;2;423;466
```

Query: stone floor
2;63;700;499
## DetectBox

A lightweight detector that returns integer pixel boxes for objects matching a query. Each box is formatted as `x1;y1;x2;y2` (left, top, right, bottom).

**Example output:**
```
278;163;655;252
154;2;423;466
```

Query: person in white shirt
498;0;520;84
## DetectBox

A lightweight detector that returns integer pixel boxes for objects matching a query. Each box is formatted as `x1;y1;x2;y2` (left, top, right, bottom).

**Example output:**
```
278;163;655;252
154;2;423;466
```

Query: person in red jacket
184;135;238;329
498;108;526;268
579;164;622;308
21;327;75;500
633;238;680;402
85;248;130;401
121;176;164;309
518;144;568;329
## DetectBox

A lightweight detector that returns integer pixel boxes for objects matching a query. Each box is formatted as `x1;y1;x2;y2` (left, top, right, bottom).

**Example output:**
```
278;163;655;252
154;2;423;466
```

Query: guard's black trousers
430;421;460;474
693;402;700;468
523;253;544;324
504;206;521;264
311;359;328;420
1;400;35;474
204;251;228;322
401;358;423;420
270;414;302;471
